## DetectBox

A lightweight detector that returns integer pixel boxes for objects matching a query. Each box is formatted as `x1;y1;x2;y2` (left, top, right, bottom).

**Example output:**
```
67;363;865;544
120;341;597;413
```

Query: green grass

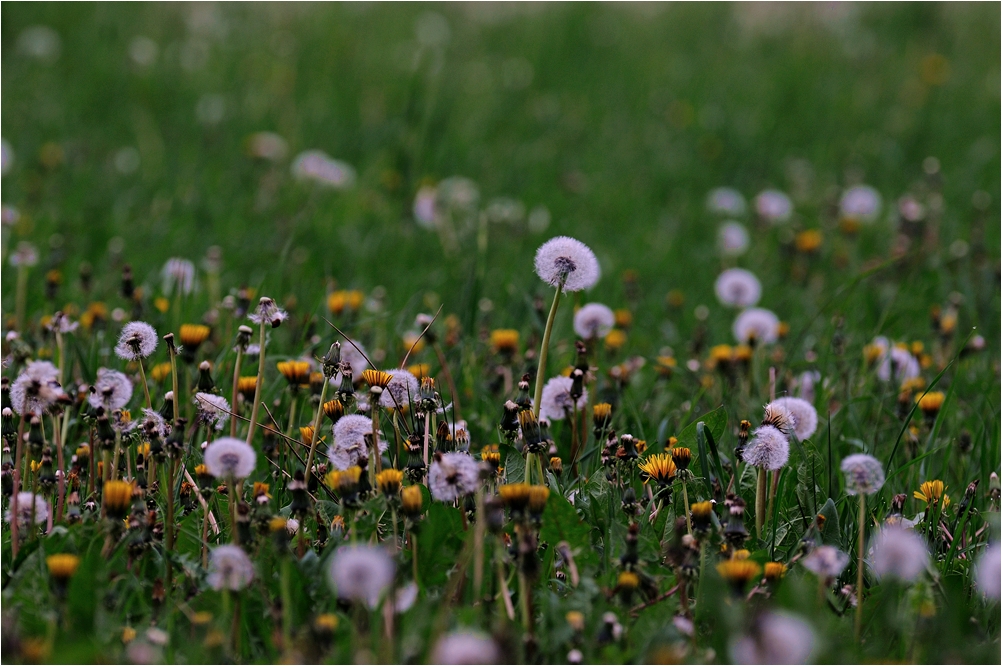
1;3;1000;664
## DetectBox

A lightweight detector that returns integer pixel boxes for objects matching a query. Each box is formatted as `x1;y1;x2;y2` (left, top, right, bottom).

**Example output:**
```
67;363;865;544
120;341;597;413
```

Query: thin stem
681;479;692;536
137;358;153;413
280;556;292;654
246;321;267;445
230;347;244;438
227;477;240;545
169;343;180;426
52;414;66;523
855;494;866;641
532;286;564;420
755;467;767;540
111;429;123;481
304;376;329;484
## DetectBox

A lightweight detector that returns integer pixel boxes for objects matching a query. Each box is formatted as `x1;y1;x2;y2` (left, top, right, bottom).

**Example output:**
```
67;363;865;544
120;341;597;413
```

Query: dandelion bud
400;484;423;518
716;559;762;593
500;400;520;436
322;342;341;378
764;561;787;582
515;374;532;410
549;456;563;476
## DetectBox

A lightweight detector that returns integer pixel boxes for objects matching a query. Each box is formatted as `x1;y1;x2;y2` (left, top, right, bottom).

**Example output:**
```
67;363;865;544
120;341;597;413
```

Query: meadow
1;3;1000;664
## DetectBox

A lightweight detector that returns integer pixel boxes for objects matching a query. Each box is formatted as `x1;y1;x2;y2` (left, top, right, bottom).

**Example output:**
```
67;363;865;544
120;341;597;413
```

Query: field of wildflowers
1;3;1000;664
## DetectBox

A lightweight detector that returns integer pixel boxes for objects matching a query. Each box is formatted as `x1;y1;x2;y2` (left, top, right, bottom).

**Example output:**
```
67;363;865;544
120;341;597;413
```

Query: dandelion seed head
707;187;747;216
10;360;61;416
869;525;930;582
291;150;356;189
194;392;230;430
769;397;818;440
114;321;158;360
975;542;1001;600
248;297;288;327
802;545;850;579
730;611;816;665
715;268;762;308
88;368;133;411
379;368;419;410
573;303;615;340
754;189;793;224
841;453;885;495
840;185;882;222
428;452;480;502
430;630;500;665
717;221;750;257
5;492;49;527
207;545;254;591
534;236;600;292
329;414;386;470
328;545;395;608
876;345;920;383
732;307;780;345
161;257;195;296
9;241;39;267
203;437;257;480
539;375;588;423
741;425;790;471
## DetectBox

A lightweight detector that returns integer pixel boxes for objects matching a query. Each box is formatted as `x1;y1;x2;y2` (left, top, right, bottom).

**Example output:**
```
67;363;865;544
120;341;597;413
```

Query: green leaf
540;490;598;571
817;497;841;547
417;502;465;587
675;406;727;496
500;443;525;484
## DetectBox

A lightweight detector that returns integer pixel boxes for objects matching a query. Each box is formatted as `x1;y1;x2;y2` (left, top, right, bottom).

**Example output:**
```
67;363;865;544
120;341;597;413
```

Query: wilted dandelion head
839;185;882;222
161;257;195;296
717;221;750;257
5;492;49;527
379;368;419;410
88;368;133;411
194;392;230;430
534;236;600;292
706;187;747;216
715;268;762;308
10;360;61;416
869;525;930;583
573;302;615;340
327;545;395;608
732;307;780;345
841;453;885;495
730;610;816;665
207;544;254;592
802;545;849;579
741;425;790;471
248;297;288;328
9;241;39;267
115;321;158;360
768;397;817;440
975;542;1001;600
539;375;588;422
431;630;500;665
754;189;793;224
428;452;480;502
203;437;257;480
876;344;920;383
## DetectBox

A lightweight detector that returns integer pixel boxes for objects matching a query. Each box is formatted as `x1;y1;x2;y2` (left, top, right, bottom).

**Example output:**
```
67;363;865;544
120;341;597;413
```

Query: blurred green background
2;2;999;341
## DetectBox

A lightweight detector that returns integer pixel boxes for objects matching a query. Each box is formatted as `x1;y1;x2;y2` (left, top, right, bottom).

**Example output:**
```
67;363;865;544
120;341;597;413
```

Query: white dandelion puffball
715;268;762;308
248;297;288;328
2;204;20;227
207;545;255;591
431;630;501;665
5;492;49;527
534;236;600;292
975;543;1001;600
706;187;747;216
539;375;588;423
840;185;882;222
89;368;134;411
795;370;821;403
291;150;356;189
841;453;885;495
802;545;850;579
876;345;920;383
204;437;257;480
194;392;230;430
10;360;61;416
413;185;438;228
329;414;386;470
379;368;419;410
47;312;78;334
9;241;38;267
436;176;480;216
869;525;930;583
741;425;790;471
769;397;818;440
573;303;615;340
129;408;169;438
732;308;780;345
333;341;369;383
114;321;158;360
161;257;195;296
328;545;395;608
717;221;750;257
730;611;816;665
428;452;480;502
754;189;793;224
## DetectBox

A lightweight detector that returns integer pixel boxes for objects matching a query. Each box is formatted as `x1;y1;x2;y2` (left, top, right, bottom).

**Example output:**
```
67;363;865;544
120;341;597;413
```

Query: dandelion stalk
280;556;292;654
755;467;767;539
246;321;267;445
532;283;564;421
681;479;692;535
304;374;329;484
855;494;866;641
230;345;244;439
227;476;240;545
166;334;180;427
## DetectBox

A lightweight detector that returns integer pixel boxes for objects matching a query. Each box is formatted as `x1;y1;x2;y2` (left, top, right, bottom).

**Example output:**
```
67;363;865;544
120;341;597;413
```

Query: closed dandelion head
717;220;750;257
236;376;257;399
88;368;133;412
10;360;61;416
400;484;424;517
534;236;600;292
46;553;81;581
527;484;550;516
754;189;793;224
539;375;587;422
102;480;134;519
916;391;945;417
428;452;480;502
840;453;885;495
489;329;520;355
769;397;817;440
731;610;816;665
593;402;612;426
801;545;849;579
869;525;930;583
733;308;780;345
207;544;254;592
375;468;403;497
741;425;789;471
716;559;762;590
430;630;500;665
573;302;616;339
764;562;787;582
328;544;395;608
638;453;677;485
670;447;692;471
203;437;257;480
795;229;823;253
715;268;762;308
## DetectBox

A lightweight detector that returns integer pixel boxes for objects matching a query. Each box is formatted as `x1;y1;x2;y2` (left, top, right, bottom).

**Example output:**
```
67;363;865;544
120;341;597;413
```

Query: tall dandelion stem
532;284;564;420
227;477;240;545
137;358;153;413
230;347;244;438
755;467;767;539
246;321;267;445
855;494;866;641
681;480;692;535
304;378;329;484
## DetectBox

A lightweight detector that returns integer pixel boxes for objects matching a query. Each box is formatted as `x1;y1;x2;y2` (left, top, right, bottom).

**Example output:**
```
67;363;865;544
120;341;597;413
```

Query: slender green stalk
280;556;292;654
168;339;180;425
137;358;153;413
755;467;767;539
230;347;244;438
245;321;267;445
532;285;564;420
110;429;123;481
855;494;866;641
681;479;692;535
227;476;240;545
304;376;329;483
